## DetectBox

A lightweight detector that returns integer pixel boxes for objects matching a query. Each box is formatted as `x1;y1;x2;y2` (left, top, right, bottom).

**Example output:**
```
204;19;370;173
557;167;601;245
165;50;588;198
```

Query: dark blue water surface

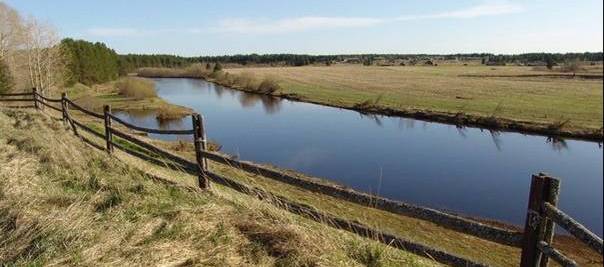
115;78;603;235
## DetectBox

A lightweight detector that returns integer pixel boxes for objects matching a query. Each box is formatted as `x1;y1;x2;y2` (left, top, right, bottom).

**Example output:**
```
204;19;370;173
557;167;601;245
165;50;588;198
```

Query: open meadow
225;65;603;137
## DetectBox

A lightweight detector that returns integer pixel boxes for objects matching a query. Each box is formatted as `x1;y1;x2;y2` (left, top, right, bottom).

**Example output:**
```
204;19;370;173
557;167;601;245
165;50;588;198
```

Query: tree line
117;52;603;72
61;38;120;86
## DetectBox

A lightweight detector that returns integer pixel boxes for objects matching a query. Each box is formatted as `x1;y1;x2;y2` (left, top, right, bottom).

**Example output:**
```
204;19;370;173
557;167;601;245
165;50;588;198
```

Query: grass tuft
116;77;157;99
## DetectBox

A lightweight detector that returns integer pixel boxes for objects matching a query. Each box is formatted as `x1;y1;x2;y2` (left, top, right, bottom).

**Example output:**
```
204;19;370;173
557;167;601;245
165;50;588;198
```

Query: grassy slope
0;109;438;266
226;65;603;134
66;109;602;267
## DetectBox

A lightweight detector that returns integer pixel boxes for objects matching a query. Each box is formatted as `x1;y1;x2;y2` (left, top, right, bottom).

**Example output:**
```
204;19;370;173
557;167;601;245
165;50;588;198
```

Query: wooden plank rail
0;98;34;102
5;89;603;266
0;92;34;96
108;113;195;135
543;202;604;255
108;126;195;168
536;241;578;267
199;149;523;247
64;98;104;119
71;118;105;139
35;93;62;103
110;139;198;174
205;171;489;267
39;100;62;112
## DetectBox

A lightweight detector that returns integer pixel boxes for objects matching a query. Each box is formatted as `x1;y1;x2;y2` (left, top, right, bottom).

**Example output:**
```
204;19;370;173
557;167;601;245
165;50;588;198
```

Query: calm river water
115;78;603;235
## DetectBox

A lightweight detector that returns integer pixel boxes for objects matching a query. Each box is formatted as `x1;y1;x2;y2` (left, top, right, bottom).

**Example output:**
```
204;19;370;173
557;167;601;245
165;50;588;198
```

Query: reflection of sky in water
115;78;603;235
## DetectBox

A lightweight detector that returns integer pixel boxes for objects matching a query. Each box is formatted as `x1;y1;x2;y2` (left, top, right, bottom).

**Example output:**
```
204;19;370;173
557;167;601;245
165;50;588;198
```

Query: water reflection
359;113;384;127
237;93;282;114
489;130;503;151
115;78;602;235
546;137;569;152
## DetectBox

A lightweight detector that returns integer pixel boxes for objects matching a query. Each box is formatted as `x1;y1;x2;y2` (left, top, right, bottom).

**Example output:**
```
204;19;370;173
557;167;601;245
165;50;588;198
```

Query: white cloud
87;2;525;37
216;17;384;34
397;2;525;21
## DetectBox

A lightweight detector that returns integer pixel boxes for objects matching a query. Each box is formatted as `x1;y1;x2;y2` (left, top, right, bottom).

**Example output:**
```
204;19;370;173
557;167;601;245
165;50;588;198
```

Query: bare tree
0;3;65;94
0;2;24;61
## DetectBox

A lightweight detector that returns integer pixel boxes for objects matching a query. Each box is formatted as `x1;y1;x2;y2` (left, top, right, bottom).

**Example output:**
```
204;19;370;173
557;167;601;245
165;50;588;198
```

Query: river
114;78;603;235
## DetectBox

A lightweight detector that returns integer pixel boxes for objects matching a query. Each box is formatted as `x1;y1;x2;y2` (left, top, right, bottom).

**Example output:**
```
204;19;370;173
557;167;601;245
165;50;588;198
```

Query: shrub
257;77;280;94
213;62;223;72
233;72;258;90
0;60;14;93
116;78;157;99
561;60;582;74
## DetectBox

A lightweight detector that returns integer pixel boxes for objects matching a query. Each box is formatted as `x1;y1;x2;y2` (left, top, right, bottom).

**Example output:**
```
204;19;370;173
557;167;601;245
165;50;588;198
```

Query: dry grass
65;80;193;119
226;65;603;132
58;107;601;267
137;63;210;79
116;77;158;99
0;108;438;266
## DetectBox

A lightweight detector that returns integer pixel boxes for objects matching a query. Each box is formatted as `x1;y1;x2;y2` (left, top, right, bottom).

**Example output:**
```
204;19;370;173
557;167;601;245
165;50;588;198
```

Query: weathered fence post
61;93;68;124
32;87;39;109
520;173;558;267
540;174;560;267
192;113;209;189
103;105;113;153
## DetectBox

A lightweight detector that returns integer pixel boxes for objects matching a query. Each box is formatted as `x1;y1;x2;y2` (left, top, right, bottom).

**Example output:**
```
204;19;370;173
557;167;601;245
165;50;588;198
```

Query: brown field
225;65;603;138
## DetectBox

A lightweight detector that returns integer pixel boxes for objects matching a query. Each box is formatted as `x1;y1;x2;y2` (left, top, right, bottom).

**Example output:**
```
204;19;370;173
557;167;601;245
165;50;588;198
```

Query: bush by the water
257;77;280;94
116;78;157;99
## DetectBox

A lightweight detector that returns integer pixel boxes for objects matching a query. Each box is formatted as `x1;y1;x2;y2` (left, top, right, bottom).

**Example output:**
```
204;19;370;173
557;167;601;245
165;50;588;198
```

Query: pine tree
545;56;554;70
0;60;14;93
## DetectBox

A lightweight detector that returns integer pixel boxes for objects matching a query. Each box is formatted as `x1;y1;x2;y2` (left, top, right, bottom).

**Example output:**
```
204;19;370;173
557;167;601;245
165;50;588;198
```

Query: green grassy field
225;65;603;138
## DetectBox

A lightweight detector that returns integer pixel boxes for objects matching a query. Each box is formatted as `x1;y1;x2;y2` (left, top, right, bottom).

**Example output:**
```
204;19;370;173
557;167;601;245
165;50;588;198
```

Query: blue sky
4;0;603;56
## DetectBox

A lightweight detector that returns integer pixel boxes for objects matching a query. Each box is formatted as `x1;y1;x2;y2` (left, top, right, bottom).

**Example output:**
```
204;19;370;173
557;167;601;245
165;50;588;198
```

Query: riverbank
137;65;603;141
5;107;601;266
64;78;194;121
0;108;439;266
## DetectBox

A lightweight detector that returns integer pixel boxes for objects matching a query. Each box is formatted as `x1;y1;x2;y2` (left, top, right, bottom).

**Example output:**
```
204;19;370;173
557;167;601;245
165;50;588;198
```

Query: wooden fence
1;88;602;266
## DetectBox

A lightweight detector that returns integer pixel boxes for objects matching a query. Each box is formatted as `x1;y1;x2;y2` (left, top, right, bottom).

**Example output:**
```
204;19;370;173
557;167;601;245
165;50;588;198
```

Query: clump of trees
1;2;65;94
61;38;120;85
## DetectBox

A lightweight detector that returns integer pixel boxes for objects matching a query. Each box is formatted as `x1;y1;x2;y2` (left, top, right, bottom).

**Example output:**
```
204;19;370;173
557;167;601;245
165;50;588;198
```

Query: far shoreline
138;74;604;143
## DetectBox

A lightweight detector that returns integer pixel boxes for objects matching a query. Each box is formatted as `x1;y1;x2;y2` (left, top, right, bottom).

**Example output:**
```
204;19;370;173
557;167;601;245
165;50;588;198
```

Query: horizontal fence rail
0;97;35;102
108;127;195;168
38;100;62;112
0;92;34;96
543;202;603;254
205;171;489;267
536;241;577;267
71;118;105;139
3;87;603;267
108;113;195;135
199;149;524;246
64;98;104;119
36;93;62;103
